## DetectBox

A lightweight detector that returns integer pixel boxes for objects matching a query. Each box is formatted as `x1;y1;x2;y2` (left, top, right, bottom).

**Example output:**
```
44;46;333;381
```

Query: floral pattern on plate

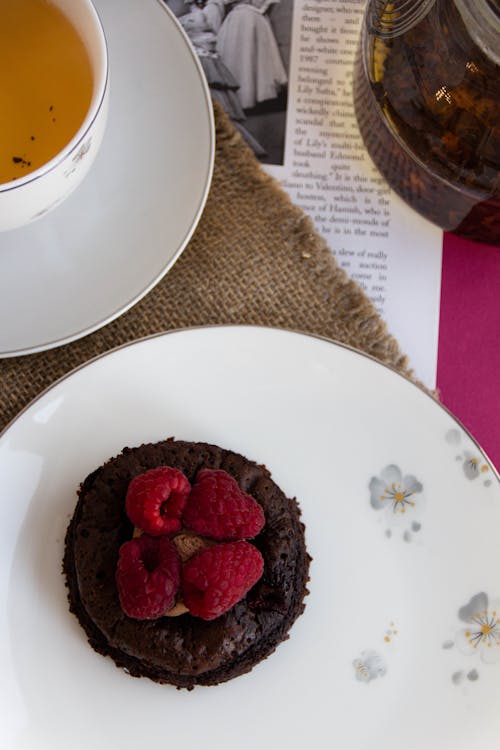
369;465;425;541
353;622;398;683
443;592;500;685
445;429;492;486
353;650;386;683
456;593;500;664
370;465;423;515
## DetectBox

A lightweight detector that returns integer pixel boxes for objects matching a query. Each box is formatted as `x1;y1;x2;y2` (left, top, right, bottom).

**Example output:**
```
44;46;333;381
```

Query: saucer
0;0;214;357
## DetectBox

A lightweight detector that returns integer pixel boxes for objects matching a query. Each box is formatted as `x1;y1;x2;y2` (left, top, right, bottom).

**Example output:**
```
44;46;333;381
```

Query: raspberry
182;469;265;540
181;541;264;620
125;466;190;536
116;535;181;619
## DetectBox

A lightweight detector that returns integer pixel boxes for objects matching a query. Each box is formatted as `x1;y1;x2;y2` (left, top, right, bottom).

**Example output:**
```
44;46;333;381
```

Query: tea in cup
0;0;109;231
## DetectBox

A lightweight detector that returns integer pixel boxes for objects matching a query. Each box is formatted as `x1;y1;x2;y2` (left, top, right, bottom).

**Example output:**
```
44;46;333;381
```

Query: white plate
0;0;214;357
1;326;498;750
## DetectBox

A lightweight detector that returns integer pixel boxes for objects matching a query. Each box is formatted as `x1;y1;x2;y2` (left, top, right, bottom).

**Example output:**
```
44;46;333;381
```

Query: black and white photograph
164;0;293;165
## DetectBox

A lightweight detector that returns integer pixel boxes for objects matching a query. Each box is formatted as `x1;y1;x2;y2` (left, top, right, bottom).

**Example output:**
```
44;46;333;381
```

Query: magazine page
163;0;443;388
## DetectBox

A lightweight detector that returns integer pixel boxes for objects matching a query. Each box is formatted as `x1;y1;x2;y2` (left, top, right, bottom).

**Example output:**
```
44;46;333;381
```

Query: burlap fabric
0;102;416;432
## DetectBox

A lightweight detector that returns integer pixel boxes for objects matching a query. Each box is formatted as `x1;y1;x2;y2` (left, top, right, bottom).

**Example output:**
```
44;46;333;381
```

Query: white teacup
0;0;109;232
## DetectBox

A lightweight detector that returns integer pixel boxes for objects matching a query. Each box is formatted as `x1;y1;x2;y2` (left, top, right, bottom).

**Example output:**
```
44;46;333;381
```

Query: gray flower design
456;592;500;664
353;650;387;682
445;429;461;446
369;465;423;515
462;451;490;481
445;430;492;485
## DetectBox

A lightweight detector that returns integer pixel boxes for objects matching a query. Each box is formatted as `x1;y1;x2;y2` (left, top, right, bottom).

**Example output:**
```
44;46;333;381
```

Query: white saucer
0;0;214;357
0;327;498;750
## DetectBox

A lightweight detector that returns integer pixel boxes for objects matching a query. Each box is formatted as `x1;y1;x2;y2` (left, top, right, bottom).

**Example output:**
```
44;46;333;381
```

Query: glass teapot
353;0;500;245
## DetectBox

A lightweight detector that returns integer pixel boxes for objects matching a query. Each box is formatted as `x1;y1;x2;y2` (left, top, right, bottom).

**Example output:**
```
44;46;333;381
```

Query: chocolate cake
63;438;310;689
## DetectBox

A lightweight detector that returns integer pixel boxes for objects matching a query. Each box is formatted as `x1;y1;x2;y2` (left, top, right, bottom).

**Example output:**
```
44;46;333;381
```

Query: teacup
0;0;109;232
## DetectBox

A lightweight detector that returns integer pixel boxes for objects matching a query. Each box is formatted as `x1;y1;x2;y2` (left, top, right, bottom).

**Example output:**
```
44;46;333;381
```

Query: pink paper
437;234;500;471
